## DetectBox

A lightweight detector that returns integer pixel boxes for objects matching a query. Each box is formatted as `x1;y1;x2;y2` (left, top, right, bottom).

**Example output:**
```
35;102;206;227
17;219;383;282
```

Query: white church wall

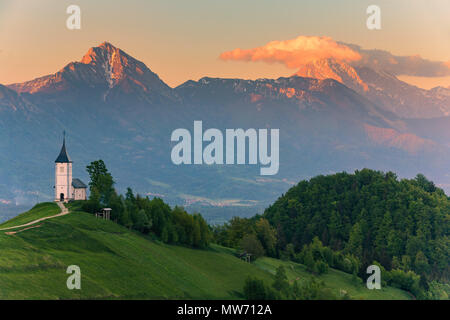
73;188;86;201
55;162;73;201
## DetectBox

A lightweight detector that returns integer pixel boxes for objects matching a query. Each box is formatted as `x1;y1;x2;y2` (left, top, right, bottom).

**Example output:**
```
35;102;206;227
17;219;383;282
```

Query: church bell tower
54;132;73;202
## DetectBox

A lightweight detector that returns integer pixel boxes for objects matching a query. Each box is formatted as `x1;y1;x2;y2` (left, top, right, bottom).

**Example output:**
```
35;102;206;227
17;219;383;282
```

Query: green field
0;203;60;229
254;258;411;300
0;203;411;300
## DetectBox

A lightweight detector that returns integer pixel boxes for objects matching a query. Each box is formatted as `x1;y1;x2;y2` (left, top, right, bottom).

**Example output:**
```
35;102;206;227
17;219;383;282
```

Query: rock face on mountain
354;66;450;119
1;42;449;221
294;58;450;119
8;42;177;104
0;85;35;113
295;58;369;92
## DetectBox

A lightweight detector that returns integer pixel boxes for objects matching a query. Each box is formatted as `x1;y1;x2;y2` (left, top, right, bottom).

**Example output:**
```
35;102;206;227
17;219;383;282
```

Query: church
54;134;87;202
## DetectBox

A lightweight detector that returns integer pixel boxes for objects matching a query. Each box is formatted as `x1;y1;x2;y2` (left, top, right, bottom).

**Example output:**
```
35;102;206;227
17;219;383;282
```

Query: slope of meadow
0;203;60;229
0;203;411;300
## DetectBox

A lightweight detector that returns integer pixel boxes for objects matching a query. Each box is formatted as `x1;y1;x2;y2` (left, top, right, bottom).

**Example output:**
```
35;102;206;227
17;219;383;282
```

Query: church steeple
55;131;72;163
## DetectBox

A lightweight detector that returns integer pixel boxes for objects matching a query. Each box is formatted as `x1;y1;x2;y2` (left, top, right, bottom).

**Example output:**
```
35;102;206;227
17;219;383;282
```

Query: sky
1;0;450;88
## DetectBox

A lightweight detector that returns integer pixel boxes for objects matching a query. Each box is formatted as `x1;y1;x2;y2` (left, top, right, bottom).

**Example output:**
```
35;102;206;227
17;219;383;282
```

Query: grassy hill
0;203;411;299
0;203;60;229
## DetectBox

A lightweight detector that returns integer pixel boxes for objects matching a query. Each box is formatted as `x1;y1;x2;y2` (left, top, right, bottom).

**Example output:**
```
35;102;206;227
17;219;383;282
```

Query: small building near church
54;133;88;202
72;178;87;201
96;208;112;220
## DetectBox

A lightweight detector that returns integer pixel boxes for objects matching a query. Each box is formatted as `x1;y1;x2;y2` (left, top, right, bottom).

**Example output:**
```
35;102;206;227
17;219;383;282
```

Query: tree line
82;160;211;248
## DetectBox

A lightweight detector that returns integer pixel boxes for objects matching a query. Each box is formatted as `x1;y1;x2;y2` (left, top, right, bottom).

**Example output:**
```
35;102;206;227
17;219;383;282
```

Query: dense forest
213;169;450;299
81;160;211;248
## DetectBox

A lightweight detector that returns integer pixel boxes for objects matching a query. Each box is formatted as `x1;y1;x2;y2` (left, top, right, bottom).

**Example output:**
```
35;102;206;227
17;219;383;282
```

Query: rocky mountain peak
80;42;137;88
7;42;175;101
294;58;369;92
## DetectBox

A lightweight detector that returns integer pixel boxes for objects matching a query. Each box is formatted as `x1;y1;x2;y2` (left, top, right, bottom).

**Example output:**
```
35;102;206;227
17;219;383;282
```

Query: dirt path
0;202;69;232
5;224;43;235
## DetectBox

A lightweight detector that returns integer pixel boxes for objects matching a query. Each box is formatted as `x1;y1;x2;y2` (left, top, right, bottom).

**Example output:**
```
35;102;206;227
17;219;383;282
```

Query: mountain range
296;57;450;119
1;42;449;223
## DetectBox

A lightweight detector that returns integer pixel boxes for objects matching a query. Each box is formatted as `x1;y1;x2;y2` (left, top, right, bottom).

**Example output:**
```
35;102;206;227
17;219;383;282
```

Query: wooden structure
95;208;112;220
237;252;253;263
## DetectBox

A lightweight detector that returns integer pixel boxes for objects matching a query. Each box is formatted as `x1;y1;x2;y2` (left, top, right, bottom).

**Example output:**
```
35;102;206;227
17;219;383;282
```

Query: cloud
220;35;361;69
220;35;450;78
344;43;450;77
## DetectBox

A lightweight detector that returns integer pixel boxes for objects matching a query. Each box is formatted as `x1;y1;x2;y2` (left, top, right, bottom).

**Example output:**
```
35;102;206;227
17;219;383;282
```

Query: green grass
0;203;60;229
65;200;84;212
0;206;273;299
0;203;412;300
254;258;412;300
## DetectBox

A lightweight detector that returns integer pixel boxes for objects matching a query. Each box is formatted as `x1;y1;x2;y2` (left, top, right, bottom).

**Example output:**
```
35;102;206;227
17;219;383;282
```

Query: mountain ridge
8;42;177;104
6;41;450;118
1;42;449;221
293;56;450;119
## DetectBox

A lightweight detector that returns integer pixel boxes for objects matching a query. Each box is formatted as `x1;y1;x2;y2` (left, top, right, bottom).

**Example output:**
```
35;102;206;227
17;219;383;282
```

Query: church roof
55;137;72;163
72;178;87;189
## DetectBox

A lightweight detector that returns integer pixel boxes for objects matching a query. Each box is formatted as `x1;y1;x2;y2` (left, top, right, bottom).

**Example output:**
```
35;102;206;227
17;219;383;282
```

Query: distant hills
1;42;449;222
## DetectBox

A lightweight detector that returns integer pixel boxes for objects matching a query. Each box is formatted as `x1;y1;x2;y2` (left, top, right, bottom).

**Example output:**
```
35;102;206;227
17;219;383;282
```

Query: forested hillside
214;169;449;299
